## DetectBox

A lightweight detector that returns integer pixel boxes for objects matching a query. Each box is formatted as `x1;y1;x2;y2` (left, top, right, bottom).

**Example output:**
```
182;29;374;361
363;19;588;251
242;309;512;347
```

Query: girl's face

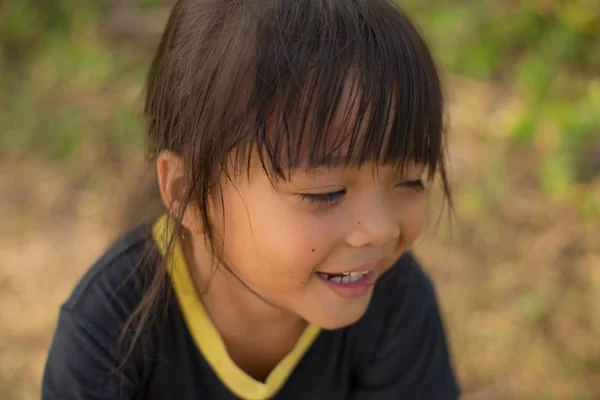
209;157;426;329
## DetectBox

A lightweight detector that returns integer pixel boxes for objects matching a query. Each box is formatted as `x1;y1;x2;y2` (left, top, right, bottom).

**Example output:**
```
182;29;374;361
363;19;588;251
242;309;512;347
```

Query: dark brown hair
120;0;451;364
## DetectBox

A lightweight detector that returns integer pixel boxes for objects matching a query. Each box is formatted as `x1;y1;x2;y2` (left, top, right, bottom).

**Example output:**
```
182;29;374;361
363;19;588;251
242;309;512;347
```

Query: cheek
399;195;427;244
250;210;339;289
217;184;339;291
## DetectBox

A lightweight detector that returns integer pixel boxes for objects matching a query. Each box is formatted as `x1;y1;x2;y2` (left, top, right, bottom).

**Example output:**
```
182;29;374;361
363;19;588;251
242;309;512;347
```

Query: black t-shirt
42;217;460;399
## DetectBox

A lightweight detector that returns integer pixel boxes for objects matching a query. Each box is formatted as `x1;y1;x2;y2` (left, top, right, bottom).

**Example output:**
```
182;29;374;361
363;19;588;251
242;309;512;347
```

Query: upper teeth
319;271;369;284
343;271;368;276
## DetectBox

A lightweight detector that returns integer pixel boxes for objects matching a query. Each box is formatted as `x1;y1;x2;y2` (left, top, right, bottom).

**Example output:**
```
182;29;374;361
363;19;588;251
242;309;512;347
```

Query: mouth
316;271;370;284
315;260;386;299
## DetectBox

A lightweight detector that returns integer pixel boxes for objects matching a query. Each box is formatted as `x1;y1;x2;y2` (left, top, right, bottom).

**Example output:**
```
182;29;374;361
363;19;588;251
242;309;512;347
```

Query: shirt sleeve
351;260;460;400
41;308;143;400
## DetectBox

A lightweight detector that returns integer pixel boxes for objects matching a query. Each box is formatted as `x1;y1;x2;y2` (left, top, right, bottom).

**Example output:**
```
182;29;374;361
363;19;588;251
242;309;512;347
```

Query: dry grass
1;78;599;400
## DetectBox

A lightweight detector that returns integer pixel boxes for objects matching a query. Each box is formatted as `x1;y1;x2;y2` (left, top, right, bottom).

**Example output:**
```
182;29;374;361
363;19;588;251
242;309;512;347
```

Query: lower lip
317;271;377;299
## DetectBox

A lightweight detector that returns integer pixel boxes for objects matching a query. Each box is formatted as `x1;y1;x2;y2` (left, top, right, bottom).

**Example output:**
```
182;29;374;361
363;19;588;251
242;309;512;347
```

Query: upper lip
320;259;387;274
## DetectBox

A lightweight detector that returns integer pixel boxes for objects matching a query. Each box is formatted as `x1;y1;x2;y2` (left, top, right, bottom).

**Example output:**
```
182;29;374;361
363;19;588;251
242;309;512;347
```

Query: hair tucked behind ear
118;0;452;370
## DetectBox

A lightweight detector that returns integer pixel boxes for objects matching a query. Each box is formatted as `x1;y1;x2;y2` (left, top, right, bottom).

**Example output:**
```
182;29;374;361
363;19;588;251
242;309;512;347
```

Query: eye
299;190;346;208
397;178;425;192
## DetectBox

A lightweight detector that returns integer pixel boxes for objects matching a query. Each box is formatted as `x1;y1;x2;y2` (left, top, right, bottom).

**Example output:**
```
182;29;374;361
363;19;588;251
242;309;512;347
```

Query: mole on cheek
357;221;360;224
311;248;315;252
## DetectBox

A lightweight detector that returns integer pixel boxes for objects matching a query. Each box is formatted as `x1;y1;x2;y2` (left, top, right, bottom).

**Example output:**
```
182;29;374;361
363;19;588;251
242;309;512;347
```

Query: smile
316;271;369;284
315;269;378;299
315;259;386;299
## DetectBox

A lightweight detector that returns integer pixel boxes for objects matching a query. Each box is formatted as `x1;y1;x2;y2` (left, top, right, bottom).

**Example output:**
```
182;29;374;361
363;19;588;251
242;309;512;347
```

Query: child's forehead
288;73;396;130
264;78;397;165
233;55;439;181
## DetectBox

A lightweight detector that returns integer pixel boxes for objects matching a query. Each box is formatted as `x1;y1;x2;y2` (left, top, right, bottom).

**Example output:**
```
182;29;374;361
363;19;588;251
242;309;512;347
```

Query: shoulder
350;251;439;361
61;223;159;340
43;223;163;398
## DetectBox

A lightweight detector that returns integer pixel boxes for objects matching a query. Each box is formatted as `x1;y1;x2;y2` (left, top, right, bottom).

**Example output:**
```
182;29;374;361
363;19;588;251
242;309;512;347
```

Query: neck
182;236;306;335
179;235;309;381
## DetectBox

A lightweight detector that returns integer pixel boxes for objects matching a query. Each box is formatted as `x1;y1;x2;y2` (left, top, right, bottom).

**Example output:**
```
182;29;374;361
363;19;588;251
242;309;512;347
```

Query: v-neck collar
152;215;321;400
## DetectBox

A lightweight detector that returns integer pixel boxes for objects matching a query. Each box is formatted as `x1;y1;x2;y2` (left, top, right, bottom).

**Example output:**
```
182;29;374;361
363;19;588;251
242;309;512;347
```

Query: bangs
229;0;444;181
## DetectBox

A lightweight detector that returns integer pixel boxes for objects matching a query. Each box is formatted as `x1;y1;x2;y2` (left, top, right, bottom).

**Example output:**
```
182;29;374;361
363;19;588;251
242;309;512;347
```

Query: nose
344;193;401;248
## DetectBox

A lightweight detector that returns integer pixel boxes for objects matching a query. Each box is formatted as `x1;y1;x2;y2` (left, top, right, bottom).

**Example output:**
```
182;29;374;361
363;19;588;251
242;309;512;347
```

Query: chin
311;306;370;330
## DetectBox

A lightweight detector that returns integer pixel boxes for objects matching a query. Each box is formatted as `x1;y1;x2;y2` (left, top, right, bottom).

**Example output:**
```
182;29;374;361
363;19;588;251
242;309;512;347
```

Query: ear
156;151;204;235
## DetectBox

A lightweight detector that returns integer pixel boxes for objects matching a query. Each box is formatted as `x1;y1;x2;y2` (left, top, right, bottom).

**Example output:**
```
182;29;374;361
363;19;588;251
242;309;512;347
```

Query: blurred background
1;0;599;399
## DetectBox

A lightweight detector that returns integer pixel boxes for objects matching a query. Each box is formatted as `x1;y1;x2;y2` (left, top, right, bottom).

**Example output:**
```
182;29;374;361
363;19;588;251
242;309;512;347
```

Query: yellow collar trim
152;215;320;400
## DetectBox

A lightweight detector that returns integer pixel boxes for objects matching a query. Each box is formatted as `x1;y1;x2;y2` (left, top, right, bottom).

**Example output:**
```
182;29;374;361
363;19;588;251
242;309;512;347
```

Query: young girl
42;0;460;398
